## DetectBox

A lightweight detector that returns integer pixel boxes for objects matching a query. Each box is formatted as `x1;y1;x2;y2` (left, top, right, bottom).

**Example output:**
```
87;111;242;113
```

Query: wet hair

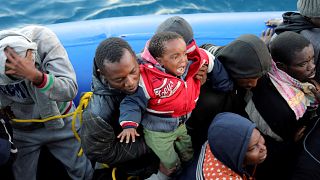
94;37;135;70
148;31;183;59
270;31;311;65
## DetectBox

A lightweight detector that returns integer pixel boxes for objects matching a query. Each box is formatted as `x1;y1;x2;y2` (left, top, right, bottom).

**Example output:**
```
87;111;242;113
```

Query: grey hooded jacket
0;26;78;129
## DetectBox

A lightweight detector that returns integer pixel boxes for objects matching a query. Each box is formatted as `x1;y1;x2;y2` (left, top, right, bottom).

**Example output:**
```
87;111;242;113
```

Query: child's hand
117;128;140;143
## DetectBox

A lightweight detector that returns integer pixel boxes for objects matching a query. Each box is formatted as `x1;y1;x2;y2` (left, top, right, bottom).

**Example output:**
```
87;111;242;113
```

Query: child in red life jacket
117;31;215;178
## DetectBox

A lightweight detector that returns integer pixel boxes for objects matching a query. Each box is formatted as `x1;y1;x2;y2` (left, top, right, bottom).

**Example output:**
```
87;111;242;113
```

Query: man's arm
5;26;78;101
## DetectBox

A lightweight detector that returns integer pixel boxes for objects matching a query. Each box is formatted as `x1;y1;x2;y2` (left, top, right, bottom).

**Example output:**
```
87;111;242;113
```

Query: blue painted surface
47;12;283;104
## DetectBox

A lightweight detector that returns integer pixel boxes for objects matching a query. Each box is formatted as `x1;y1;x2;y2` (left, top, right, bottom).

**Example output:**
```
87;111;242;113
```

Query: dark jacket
275;12;320;81
188;35;271;152
291;118;320;180
250;75;316;180
80;62;158;177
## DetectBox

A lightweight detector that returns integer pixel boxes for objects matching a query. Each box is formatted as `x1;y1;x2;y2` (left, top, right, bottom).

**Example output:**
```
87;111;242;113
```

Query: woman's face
243;129;267;165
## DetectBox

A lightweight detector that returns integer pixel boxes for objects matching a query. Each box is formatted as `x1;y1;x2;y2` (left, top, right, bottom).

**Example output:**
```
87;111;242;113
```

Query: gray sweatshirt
0;26;78;129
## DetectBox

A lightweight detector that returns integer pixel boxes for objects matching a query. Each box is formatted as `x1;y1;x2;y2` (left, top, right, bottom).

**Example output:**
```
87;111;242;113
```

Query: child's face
243;129;267;165
157;38;188;76
286;44;315;82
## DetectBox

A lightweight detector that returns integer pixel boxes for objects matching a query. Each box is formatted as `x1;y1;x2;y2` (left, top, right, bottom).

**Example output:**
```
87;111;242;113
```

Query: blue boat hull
47;12;282;104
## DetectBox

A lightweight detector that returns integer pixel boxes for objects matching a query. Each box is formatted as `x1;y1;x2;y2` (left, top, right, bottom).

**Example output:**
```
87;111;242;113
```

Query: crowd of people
0;0;320;179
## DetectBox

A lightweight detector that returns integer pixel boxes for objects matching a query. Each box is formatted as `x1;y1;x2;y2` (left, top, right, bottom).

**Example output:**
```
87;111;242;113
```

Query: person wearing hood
195;112;267;180
0;26;93;179
273;0;320;81
246;31;320;180
189;34;272;152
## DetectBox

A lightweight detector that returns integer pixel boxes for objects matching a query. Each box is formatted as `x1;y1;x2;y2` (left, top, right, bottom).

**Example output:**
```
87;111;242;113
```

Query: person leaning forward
0;26;93;180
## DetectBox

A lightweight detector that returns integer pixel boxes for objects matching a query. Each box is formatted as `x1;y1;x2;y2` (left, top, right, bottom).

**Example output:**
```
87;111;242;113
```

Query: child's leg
174;124;194;163
143;129;179;169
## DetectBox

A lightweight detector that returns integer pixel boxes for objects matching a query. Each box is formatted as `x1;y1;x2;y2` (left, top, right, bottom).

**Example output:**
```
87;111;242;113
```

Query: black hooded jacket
188;35;271;152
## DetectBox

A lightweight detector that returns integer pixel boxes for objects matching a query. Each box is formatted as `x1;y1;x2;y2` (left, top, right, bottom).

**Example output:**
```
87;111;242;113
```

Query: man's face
235;77;259;90
285;44;315;82
100;49;140;94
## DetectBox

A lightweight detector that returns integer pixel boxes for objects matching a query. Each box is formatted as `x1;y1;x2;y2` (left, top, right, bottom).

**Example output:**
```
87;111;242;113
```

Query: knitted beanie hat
156;16;194;45
297;0;320;17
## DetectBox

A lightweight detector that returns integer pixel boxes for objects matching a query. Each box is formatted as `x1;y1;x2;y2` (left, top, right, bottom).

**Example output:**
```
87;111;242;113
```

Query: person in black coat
247;31;320;180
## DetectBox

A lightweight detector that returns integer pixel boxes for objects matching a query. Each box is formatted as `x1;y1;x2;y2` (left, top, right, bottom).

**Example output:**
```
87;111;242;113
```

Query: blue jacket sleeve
119;87;148;129
208;58;234;91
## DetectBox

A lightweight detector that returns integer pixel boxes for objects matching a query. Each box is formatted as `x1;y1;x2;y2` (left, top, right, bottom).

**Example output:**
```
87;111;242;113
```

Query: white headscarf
0;30;37;85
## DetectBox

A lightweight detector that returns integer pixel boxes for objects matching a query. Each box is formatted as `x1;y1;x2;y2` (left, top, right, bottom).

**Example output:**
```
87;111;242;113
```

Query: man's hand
5;47;43;85
117;128;140;143
195;64;208;85
294;126;306;142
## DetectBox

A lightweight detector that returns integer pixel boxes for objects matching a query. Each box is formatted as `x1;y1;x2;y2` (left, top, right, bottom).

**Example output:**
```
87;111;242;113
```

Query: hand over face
5;47;43;84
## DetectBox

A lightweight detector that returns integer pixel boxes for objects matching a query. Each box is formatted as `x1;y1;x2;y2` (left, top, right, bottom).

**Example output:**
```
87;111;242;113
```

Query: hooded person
0;26;93;180
189;34;271;152
195;112;267;180
274;0;320;81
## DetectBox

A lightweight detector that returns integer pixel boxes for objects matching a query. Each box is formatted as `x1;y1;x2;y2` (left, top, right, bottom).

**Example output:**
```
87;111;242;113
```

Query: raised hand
5;47;43;85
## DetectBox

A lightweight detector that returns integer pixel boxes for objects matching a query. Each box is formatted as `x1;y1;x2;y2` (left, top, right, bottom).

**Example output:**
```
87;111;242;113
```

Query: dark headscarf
217;34;271;79
156;16;193;44
208;112;256;175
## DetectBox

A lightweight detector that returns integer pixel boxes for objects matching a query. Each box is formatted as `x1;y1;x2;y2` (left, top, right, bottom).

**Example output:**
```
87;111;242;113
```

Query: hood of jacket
208;112;255;175
275;12;316;34
217;34;271;79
